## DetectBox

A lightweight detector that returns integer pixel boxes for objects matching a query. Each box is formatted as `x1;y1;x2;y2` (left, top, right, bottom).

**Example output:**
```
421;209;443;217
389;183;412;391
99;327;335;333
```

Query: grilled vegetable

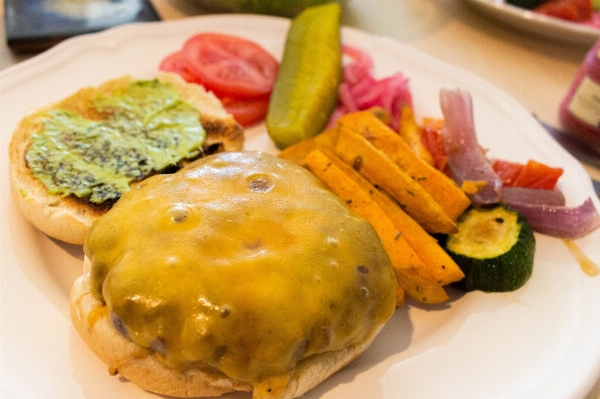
444;204;535;292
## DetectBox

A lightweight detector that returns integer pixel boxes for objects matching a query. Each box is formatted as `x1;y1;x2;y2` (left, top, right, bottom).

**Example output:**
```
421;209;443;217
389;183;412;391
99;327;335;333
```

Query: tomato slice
221;97;270;127
159;51;201;84
182;33;279;99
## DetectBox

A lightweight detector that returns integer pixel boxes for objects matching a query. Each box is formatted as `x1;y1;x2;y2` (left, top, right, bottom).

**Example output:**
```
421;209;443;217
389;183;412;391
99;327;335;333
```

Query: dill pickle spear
266;2;342;149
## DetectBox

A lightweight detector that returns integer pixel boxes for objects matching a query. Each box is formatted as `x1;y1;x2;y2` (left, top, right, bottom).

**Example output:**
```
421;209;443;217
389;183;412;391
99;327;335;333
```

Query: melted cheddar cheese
85;151;396;384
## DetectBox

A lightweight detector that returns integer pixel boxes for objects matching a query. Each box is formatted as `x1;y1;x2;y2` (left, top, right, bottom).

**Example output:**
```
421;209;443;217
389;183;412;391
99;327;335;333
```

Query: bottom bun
71;257;384;399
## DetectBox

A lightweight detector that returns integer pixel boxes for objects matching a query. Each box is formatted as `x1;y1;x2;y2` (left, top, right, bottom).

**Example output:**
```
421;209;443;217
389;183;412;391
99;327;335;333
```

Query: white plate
1;14;600;399
464;0;600;45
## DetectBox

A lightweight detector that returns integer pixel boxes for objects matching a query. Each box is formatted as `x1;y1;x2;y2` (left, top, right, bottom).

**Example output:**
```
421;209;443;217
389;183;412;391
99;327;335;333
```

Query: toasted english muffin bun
71;258;385;399
71;151;397;399
8;72;243;246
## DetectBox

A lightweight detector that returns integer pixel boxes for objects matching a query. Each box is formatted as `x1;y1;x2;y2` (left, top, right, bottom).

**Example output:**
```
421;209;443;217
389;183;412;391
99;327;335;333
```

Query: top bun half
8;72;244;245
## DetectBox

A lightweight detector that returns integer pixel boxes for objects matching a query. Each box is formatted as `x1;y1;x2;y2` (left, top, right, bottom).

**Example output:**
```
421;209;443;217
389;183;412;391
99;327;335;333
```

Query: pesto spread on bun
9;72;243;245
70;151;397;399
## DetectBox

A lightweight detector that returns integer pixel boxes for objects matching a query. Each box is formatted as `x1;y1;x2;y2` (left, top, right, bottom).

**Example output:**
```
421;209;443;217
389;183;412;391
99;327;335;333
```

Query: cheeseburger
70;151;397;398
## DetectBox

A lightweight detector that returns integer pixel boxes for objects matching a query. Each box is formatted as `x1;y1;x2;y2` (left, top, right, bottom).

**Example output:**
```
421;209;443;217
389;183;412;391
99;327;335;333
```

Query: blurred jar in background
559;38;600;146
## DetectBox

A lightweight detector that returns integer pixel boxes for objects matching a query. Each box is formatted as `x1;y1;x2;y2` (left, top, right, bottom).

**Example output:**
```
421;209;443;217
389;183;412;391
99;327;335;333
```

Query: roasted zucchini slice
444;204;535;292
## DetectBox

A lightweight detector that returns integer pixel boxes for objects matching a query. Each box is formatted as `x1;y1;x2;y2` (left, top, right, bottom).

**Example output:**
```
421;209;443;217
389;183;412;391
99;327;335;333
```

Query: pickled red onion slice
342;44;374;84
328;45;412;130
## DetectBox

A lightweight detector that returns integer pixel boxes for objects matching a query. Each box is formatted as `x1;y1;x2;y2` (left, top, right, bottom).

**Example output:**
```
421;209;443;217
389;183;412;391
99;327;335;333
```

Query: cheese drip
85;151;396;384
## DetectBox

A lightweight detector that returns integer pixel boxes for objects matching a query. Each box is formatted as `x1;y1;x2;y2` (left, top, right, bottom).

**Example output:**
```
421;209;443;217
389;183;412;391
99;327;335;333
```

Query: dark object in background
506;0;547;8
196;0;345;17
5;0;161;53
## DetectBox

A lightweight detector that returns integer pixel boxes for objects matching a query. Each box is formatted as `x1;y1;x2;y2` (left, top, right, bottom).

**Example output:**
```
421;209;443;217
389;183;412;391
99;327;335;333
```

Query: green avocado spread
25;79;206;204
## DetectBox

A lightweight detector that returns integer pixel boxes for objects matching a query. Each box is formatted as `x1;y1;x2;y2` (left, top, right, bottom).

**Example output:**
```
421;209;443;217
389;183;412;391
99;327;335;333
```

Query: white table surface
1;0;599;397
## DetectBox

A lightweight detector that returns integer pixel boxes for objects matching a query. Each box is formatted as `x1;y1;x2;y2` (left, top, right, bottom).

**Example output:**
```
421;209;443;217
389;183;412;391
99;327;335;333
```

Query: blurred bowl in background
192;0;344;17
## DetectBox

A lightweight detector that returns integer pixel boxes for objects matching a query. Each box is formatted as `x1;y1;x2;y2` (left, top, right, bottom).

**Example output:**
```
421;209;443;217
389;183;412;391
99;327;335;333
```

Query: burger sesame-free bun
8;72;244;246
71;152;397;399
71;258;253;398
70;257;383;399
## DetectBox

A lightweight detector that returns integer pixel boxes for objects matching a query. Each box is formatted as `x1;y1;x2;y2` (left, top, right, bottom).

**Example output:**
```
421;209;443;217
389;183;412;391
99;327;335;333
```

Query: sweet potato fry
278;127;339;166
318;148;464;285
305;149;449;304
398;106;434;166
335;127;457;234
337;111;470;221
374;191;465;285
277;136;318;166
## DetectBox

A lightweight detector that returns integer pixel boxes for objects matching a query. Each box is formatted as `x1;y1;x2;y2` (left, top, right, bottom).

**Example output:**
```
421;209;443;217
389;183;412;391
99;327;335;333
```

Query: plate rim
464;0;600;45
